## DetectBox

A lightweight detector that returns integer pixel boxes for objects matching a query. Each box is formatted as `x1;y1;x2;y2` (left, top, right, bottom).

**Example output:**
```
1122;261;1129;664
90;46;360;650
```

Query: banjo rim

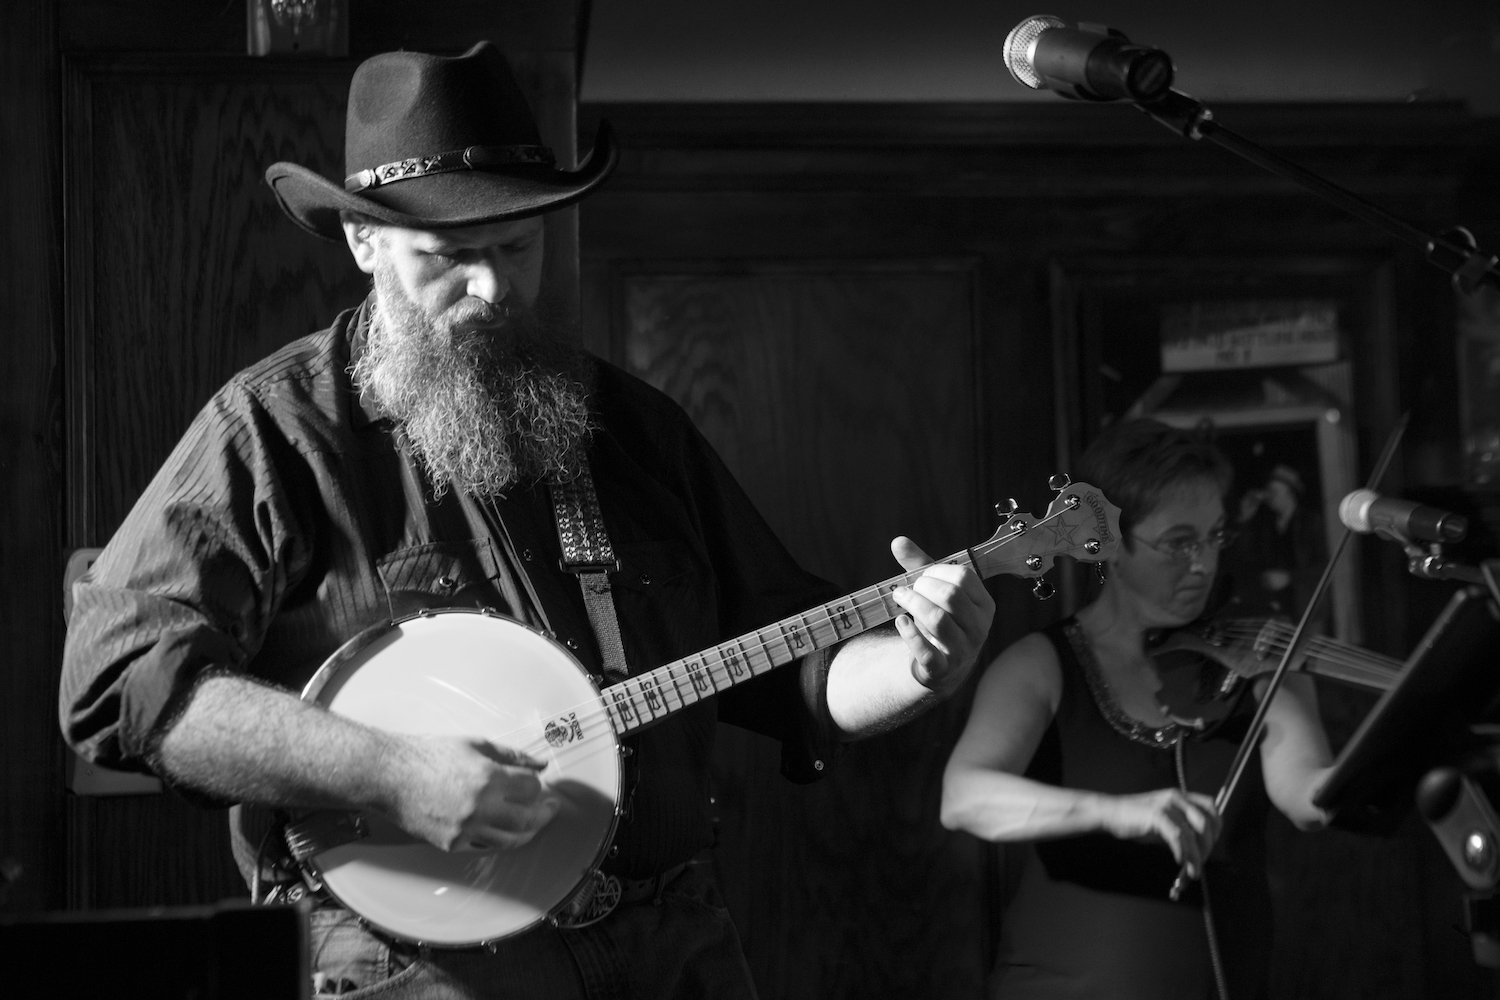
296;606;624;947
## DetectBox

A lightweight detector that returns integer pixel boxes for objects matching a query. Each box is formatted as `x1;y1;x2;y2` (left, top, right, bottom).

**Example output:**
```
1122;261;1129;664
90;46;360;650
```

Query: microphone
1002;15;1175;103
1338;489;1469;544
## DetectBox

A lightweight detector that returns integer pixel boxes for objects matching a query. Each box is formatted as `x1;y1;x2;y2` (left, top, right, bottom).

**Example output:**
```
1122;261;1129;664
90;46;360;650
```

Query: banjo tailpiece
552;869;622;929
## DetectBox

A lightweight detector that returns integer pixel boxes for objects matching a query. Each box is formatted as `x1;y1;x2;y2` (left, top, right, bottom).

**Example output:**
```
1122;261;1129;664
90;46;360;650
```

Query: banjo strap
550;462;631;680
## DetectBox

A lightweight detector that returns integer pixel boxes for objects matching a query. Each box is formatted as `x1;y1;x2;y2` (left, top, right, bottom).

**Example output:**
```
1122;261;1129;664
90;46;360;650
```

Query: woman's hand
1099;788;1221;878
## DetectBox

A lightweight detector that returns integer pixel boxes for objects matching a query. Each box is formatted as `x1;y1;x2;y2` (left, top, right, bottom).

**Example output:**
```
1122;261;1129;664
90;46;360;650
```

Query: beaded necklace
1062;618;1184;749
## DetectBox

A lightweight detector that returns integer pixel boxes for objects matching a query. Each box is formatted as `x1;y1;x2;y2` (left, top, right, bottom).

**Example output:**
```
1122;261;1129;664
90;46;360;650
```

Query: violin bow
1170;411;1410;900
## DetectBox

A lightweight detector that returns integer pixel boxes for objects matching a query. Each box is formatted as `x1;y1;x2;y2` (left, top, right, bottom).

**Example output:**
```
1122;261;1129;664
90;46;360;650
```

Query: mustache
449;297;517;330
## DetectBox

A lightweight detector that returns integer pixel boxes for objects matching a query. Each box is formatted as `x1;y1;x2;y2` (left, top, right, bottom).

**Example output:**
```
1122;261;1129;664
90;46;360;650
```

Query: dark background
4;1;1500;997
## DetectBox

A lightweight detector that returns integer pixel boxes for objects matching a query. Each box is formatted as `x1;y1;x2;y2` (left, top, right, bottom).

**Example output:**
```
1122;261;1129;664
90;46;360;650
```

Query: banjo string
355;501;1096;760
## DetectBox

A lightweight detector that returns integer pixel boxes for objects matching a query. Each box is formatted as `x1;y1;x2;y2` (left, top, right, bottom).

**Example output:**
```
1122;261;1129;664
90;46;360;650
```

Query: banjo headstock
969;477;1121;585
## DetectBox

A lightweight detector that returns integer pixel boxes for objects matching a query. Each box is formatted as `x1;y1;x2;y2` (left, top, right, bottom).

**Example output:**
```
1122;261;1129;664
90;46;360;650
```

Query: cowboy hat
266;41;616;241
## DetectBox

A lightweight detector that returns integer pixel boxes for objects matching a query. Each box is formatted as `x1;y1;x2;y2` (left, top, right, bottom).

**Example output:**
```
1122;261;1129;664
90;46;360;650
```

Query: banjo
289;479;1120;947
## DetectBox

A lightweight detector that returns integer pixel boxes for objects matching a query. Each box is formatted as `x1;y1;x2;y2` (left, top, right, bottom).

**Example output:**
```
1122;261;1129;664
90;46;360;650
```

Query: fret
674;662;703;704
779;618;812;660
608;686;637;732
823;602;849;643
632;678;657;723
705;647;735;690
747;629;779;674
705;647;737;692
840;591;867;632
805;609;839;649
769;624;797;668
692;653;725;694
656;665;687;712
632;676;663;721
684;656;715;699
720;639;750;683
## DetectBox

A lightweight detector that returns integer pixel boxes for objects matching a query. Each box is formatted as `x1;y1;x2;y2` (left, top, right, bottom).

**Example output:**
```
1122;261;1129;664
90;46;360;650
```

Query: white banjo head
301;609;622;946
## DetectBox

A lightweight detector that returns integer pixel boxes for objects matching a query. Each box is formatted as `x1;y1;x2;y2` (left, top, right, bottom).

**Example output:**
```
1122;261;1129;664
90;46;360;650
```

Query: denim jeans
307;864;758;999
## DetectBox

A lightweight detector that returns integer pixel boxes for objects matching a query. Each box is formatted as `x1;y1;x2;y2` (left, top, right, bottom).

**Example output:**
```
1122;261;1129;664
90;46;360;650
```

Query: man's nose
465;251;512;304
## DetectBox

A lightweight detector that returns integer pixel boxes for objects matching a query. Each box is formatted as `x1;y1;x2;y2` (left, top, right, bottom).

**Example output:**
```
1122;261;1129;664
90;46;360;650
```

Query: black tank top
1027;617;1269;905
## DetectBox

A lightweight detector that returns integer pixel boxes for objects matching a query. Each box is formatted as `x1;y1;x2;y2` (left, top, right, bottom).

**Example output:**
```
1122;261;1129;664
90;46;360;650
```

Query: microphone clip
1405;540;1487;586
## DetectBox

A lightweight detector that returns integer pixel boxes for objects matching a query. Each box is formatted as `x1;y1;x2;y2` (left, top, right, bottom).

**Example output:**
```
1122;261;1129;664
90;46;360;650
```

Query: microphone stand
1135;90;1500;296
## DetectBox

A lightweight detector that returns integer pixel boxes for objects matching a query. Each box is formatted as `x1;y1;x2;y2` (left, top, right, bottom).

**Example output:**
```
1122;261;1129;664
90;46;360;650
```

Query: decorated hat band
345;143;558;194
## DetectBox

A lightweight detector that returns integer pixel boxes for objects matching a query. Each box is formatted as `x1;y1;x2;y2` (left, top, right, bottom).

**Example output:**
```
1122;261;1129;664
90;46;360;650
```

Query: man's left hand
888;535;995;694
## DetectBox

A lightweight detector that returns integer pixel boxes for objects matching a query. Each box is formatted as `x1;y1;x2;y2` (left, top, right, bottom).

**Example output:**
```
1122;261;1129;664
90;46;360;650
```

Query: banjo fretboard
599;556;972;734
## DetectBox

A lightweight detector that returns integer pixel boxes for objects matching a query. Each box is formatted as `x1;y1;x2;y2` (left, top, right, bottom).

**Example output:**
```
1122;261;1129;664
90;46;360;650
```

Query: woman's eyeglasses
1131;527;1240;562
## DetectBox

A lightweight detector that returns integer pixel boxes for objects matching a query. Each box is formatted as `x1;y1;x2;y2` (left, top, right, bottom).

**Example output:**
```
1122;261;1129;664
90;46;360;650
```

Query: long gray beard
352;266;595;498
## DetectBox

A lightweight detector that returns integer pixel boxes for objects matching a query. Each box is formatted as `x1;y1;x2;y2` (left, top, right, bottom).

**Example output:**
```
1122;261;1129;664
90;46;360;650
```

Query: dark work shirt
59;299;840;883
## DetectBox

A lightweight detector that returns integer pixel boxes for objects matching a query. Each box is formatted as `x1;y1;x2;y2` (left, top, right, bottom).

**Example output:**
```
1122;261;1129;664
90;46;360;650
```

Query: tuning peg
1025;555;1043;571
1084;539;1101;555
1032;578;1056;600
1049;472;1071;492
994;498;1019;521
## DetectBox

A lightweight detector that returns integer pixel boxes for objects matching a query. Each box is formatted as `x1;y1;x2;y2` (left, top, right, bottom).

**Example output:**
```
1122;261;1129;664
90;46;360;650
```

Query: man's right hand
392;735;561;852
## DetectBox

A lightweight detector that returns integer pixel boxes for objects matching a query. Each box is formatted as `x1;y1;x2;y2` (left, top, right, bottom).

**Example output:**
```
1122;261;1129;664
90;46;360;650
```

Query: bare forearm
825;629;939;739
1267;761;1334;830
155;674;411;815
940;766;1111;841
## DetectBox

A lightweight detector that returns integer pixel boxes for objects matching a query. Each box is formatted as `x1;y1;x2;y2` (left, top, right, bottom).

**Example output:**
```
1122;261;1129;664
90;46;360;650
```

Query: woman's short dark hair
1075;419;1233;547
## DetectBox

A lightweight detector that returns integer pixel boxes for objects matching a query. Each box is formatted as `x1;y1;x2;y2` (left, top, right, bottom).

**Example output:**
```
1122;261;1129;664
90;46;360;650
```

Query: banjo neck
602;481;1122;736
601;557;966;735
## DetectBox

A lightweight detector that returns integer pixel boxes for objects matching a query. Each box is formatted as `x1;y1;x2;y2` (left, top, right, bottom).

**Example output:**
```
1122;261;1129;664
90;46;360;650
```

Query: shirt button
639;573;651;586
523;549;534;561
565;638;579;650
814;760;824;771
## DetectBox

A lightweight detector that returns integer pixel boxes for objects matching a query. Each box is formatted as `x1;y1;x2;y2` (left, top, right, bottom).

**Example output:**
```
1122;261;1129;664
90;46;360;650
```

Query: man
59;42;994;998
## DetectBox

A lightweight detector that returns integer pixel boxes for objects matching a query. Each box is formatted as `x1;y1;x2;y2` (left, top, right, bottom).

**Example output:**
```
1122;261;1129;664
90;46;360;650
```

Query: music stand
1313;584;1500;833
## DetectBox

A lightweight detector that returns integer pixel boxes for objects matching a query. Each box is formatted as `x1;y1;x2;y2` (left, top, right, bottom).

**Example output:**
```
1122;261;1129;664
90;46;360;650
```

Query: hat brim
265;121;618;242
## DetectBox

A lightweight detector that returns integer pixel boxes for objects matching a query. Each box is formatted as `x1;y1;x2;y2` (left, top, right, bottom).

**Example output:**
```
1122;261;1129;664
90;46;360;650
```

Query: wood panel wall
578;100;1500;998
0;0;66;917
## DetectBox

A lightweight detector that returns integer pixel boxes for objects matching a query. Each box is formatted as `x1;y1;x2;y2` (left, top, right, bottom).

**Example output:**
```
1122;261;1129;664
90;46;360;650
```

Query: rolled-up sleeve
59;381;312;776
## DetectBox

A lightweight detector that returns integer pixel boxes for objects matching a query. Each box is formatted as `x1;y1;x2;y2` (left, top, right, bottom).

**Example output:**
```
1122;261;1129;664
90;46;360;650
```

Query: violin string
390;502;1097;754
1207;622;1403;676
1195;640;1396;685
1173;623;1399;688
1205;621;1398;665
1208;636;1393;675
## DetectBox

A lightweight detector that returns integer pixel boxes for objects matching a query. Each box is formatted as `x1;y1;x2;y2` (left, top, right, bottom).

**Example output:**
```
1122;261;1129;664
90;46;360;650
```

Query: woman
942;419;1334;1000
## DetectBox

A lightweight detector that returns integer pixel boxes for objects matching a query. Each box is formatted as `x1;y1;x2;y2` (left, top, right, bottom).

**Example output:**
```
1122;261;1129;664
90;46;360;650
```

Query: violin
1150;617;1402;730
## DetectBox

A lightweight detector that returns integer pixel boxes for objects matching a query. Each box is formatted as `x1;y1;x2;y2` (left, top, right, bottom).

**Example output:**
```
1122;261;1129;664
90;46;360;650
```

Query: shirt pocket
608;539;718;663
375;538;504;617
